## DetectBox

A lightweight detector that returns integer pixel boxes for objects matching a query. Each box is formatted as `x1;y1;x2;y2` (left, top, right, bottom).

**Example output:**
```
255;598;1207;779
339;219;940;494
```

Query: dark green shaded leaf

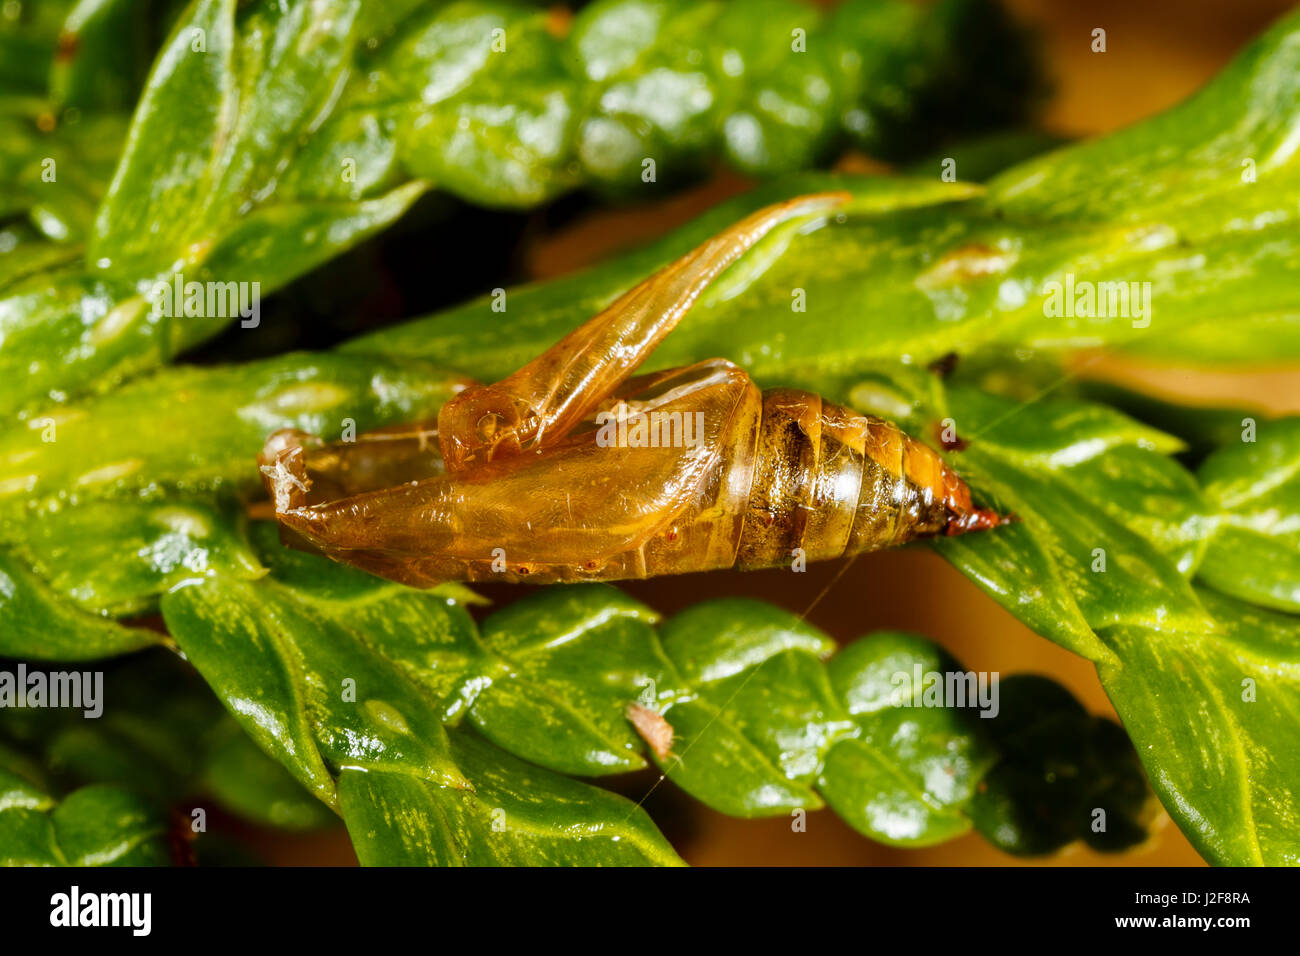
0;650;335;831
969;675;1153;855
832;0;1044;162
0;1;74;96
0;765;171;866
202;728;337;831
50;0;184;112
0;109;127;242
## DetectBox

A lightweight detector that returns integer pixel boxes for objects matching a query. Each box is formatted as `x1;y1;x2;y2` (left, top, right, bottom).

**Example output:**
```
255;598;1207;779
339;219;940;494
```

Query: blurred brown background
263;0;1300;866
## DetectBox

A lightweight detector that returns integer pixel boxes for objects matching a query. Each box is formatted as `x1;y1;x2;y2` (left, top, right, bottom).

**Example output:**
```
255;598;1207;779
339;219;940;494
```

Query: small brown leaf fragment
626;703;674;760
545;5;573;38
934;421;970;452
927;351;959;377
167;808;198;867
56;31;79;63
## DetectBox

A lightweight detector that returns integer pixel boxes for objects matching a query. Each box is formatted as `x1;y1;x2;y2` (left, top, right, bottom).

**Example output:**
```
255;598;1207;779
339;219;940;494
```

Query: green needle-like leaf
11;497;262;618
0;0;1040;415
0;549;158;660
0;353;465;519
1196;417;1300;612
926;387;1213;659
160;526;684;865
1098;589;1300;866
160;535;1149;862
340;730;683;866
356;8;1300;379
379;1;581;207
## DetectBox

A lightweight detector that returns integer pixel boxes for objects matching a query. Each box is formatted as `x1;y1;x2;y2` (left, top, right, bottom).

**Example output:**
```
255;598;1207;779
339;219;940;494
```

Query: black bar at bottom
0;865;1281;943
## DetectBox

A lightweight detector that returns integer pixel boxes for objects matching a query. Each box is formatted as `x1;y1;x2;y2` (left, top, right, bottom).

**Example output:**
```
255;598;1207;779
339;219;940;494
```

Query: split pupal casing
259;386;1000;586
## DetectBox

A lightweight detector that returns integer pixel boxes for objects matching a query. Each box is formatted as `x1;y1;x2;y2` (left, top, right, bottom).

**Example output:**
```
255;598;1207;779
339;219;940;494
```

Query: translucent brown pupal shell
259;193;1008;587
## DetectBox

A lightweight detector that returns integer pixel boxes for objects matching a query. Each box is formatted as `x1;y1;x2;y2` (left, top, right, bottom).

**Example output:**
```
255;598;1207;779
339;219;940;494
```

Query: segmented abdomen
732;388;952;570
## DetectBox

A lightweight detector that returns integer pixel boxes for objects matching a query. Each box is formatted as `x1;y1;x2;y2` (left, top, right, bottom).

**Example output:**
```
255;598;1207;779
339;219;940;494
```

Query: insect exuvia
258;192;1010;586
